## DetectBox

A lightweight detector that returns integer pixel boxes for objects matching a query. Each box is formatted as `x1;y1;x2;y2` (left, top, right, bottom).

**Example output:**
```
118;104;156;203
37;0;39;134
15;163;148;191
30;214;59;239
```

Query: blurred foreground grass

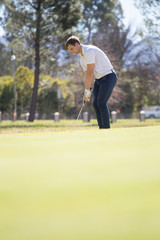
0;126;160;240
0;118;160;135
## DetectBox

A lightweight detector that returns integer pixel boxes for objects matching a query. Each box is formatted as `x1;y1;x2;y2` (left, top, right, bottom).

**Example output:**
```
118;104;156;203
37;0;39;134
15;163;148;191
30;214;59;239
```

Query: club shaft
76;105;84;120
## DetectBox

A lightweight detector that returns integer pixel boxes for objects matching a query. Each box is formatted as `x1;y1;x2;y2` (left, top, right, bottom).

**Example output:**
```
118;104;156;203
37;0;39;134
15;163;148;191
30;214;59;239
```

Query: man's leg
97;73;117;128
93;81;102;128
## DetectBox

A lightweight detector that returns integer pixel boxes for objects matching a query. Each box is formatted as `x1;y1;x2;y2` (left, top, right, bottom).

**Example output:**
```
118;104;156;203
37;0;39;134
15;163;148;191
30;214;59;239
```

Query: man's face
67;43;80;55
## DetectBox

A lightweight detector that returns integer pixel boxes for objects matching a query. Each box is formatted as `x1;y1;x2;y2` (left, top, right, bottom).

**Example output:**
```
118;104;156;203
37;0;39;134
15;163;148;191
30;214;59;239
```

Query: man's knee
93;98;98;109
97;100;106;110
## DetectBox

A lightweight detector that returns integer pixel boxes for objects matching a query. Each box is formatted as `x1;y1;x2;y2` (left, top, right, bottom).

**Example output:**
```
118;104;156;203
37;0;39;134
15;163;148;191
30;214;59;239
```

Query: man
65;36;117;129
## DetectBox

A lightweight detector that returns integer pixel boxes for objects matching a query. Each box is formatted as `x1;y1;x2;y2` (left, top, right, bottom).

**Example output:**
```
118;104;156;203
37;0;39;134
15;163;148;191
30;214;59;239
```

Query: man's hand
83;89;92;104
83;96;90;105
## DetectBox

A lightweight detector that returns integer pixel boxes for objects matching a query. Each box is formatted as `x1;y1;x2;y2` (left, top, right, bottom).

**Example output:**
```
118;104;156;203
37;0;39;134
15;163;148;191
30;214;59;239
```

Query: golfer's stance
65;36;117;129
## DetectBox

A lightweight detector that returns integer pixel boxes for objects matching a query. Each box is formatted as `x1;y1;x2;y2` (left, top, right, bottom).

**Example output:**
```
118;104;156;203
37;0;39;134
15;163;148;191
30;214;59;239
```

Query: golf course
0;124;160;240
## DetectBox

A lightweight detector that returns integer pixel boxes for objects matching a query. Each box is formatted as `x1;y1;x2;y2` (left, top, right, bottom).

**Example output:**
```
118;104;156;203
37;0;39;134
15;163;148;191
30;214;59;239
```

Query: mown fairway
0;126;160;240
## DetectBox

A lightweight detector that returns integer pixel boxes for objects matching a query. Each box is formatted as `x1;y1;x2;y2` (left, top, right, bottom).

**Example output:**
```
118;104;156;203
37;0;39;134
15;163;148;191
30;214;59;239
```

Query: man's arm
83;63;95;104
85;63;95;89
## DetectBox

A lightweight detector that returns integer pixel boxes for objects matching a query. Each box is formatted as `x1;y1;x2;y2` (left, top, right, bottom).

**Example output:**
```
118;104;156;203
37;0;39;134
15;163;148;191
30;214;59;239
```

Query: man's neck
79;44;83;56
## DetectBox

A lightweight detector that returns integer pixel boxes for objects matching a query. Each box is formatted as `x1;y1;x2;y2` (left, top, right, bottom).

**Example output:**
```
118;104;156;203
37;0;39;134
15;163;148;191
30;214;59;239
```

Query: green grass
0;126;160;240
0;118;160;135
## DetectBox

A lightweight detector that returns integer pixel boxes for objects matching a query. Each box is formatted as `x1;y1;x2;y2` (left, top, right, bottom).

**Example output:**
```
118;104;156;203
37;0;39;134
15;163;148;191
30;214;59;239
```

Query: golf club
70;103;86;132
75;87;92;122
76;103;85;121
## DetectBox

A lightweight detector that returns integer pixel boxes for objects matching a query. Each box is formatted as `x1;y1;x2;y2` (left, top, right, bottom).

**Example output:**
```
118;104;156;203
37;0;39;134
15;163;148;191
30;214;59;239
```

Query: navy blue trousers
93;72;117;129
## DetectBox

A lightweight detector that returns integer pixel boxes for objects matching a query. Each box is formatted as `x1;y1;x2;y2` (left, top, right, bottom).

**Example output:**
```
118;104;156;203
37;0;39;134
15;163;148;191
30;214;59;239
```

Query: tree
16;66;34;114
134;0;160;75
38;75;75;117
133;1;160;109
1;0;81;121
0;67;34;116
134;0;160;38
0;76;14;114
0;43;13;76
81;0;123;43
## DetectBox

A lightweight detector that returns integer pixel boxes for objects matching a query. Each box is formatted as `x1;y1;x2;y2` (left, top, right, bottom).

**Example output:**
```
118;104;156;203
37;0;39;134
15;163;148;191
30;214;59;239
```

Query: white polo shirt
79;44;113;79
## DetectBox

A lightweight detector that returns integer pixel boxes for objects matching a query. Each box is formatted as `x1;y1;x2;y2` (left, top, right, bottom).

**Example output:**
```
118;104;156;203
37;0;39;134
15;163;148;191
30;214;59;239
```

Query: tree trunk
29;1;41;122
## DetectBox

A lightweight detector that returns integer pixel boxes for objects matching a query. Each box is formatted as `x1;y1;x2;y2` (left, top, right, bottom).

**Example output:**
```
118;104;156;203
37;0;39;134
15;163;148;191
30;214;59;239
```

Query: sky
119;0;144;30
0;27;5;37
0;5;5;37
0;0;144;38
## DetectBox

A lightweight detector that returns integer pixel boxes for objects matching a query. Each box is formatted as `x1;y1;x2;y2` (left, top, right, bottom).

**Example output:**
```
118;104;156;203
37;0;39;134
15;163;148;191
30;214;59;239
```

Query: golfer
65;36;117;129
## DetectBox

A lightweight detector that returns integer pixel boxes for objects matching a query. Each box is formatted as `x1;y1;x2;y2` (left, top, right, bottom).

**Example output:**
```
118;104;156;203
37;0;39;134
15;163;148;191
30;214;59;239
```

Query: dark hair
65;36;80;49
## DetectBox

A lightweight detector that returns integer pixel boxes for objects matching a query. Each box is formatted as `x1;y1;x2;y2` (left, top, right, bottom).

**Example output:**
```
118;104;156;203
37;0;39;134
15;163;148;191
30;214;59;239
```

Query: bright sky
0;5;5;37
0;0;144;38
0;27;5;37
119;0;144;29
0;28;4;37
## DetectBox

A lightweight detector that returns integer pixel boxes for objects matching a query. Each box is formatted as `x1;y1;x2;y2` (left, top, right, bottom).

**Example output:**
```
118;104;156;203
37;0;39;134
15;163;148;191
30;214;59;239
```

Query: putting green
0;126;160;240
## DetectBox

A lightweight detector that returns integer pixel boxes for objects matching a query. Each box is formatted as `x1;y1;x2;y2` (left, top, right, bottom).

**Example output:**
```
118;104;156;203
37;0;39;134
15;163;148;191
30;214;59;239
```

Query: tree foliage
0;70;75;117
81;0;123;42
16;66;34;114
0;43;13;76
0;66;34;115
119;67;160;114
1;0;81;121
134;0;160;38
38;75;75;117
0;76;14;114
